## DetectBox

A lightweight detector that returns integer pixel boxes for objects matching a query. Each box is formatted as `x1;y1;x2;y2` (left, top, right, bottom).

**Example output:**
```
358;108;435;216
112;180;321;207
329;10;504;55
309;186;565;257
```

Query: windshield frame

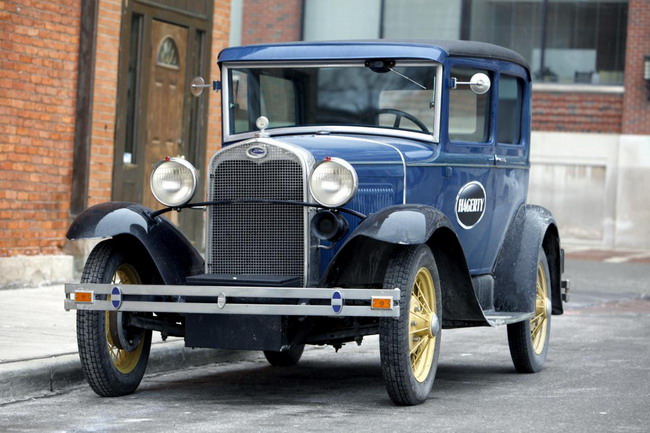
221;60;443;143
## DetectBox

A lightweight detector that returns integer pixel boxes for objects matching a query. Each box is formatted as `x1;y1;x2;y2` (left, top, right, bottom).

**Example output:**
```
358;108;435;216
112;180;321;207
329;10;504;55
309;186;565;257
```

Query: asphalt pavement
0;247;648;406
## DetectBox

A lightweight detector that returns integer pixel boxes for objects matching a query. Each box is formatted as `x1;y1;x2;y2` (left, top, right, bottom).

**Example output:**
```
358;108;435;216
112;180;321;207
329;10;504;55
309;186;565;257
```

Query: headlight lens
309;157;358;207
150;157;197;207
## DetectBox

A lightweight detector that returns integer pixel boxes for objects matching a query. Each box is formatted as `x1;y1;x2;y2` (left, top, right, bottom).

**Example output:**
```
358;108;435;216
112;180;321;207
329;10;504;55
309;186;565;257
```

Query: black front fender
67;202;204;284
323;205;487;326
346;204;454;245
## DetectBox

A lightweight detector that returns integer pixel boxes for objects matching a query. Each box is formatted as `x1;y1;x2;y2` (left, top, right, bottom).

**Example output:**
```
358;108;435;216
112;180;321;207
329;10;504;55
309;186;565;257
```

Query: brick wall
87;0;122;206
622;0;650;135
532;91;624;134
241;0;302;44
207;0;232;156
0;1;80;256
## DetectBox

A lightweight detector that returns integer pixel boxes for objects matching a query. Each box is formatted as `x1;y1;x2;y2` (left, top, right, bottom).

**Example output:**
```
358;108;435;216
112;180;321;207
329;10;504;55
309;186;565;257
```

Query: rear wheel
507;247;552;373
263;344;305;366
77;240;152;396
380;245;442;406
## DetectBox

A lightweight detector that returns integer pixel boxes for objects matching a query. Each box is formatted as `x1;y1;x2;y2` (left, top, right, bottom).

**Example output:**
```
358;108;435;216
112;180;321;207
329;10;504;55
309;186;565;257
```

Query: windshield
225;62;438;138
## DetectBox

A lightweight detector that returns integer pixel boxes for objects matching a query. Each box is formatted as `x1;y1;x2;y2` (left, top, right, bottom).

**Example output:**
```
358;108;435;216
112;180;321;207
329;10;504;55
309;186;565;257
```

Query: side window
230;70;250;134
497;75;523;144
449;67;490;143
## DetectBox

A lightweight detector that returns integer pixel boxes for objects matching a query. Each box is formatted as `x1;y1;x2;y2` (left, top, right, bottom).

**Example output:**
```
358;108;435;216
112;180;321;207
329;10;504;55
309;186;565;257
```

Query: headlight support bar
150;199;368;220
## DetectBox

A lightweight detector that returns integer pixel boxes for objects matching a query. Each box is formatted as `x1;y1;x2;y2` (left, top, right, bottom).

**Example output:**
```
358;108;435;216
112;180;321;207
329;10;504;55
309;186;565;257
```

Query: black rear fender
67;202;204;284
493;204;563;315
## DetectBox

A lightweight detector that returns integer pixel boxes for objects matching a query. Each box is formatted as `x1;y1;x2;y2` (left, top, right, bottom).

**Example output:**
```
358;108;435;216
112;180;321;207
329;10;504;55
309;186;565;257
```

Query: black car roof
219;39;530;71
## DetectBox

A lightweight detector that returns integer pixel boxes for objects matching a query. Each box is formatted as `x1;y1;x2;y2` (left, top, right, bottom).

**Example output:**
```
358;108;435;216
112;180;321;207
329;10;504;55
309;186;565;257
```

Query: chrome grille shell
206;139;314;285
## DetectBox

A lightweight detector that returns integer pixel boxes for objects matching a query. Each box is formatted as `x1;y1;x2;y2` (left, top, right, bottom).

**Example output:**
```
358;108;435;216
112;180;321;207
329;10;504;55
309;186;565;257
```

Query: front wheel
77;240;152;396
507;247;552;373
380;244;442;406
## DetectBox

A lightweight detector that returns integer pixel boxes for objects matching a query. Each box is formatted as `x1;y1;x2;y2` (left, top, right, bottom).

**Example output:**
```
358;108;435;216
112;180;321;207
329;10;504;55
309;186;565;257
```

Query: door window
497;75;523;144
449;67;490;143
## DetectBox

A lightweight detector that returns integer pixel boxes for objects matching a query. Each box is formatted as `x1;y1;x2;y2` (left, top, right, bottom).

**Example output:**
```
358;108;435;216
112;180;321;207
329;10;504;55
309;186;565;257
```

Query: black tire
263;344;305;366
380;244;442;406
507;247;552;373
77;240;152;397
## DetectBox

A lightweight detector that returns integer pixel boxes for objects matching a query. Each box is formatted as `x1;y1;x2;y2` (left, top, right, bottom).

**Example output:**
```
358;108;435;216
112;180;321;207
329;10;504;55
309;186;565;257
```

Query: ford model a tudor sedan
65;40;569;406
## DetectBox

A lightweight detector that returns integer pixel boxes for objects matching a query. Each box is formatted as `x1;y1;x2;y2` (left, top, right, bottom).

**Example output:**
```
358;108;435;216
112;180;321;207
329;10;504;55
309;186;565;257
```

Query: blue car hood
278;134;436;165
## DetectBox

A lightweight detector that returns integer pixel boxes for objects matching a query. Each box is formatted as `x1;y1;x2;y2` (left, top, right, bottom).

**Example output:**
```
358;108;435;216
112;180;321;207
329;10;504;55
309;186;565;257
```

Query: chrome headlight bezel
150;157;198;208
309;157;358;208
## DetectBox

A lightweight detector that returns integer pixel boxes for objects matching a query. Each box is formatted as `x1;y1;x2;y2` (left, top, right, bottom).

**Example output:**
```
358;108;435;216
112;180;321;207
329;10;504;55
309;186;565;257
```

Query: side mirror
451;73;491;95
190;76;221;97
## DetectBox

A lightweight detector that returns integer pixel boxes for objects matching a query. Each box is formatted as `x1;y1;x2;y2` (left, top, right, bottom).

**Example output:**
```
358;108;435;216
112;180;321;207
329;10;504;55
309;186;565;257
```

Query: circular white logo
455;181;487;229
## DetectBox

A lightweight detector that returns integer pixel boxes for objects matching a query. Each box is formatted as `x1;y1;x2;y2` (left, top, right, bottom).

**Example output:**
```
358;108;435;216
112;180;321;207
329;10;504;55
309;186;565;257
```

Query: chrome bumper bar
64;283;401;318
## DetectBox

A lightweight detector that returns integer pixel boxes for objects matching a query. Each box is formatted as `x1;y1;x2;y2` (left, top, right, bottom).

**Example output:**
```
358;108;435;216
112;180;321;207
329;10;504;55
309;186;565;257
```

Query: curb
0;340;254;405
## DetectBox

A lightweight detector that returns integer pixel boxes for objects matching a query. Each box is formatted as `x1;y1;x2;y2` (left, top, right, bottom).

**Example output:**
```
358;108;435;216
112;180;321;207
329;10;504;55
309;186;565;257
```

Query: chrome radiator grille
207;143;305;283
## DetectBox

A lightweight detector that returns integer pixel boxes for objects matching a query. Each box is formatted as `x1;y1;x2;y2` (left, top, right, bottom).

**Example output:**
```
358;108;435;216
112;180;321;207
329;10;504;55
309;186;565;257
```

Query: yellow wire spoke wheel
76;240;152;397
409;267;437;382
380;245;441;406
531;262;549;355
106;263;146;374
507;247;552;373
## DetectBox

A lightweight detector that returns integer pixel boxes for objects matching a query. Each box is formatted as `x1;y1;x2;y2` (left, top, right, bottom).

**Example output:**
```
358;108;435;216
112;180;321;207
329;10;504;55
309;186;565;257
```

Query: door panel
143;21;188;223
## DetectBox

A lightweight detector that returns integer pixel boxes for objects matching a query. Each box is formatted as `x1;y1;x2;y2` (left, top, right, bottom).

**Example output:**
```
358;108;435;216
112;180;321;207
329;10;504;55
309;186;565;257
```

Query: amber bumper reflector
371;296;393;310
75;291;93;303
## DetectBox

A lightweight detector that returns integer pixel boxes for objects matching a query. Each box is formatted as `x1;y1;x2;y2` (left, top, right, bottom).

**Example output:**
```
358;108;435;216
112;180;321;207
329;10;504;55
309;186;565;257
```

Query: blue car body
66;40;568;404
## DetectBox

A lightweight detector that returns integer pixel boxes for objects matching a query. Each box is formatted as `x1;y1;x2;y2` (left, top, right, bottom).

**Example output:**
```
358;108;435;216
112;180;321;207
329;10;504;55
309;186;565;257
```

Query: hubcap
531;262;549;355
409;267;437;382
106;263;145;374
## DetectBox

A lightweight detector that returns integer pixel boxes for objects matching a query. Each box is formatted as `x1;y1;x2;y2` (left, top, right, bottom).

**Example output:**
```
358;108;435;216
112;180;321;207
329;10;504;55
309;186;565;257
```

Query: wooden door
143;20;188;222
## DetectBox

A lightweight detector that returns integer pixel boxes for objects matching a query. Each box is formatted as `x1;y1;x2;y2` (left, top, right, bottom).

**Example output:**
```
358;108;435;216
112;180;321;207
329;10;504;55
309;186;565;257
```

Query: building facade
1;0;648;288
0;0;231;288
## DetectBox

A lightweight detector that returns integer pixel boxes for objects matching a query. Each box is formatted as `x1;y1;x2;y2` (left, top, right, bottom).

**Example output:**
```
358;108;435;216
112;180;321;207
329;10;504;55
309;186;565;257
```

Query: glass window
302;0;628;86
227;63;437;136
156;37;180;69
229;70;250;134
260;75;296;128
541;0;627;85
497;75;523;144
467;0;627;85
449;67;490;143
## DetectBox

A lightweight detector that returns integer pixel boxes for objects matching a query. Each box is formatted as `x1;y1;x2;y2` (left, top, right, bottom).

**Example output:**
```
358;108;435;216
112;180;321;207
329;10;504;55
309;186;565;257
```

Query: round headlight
309;157;358;207
150;157;197;207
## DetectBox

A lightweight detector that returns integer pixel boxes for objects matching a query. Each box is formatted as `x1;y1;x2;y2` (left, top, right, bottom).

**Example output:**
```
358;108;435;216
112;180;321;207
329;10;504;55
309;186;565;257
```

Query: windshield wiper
365;59;426;90
387;67;426;89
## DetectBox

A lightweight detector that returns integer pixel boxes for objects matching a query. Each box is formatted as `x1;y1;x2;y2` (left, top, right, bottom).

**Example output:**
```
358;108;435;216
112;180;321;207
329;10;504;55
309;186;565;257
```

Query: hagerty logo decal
455;181;486;229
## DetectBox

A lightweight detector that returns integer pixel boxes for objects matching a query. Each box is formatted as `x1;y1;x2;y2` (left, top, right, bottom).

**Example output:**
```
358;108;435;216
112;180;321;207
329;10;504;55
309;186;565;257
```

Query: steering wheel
376;108;430;134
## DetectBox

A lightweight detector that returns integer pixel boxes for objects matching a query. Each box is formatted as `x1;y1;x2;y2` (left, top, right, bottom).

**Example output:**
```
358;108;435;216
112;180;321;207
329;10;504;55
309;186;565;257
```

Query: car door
443;63;498;275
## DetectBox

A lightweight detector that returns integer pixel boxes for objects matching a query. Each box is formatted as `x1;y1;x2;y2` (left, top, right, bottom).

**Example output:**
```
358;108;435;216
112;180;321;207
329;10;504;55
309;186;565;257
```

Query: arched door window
157;36;180;69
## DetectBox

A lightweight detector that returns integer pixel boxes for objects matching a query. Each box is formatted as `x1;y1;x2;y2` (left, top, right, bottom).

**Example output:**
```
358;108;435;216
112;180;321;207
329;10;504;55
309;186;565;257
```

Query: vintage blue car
65;40;569;406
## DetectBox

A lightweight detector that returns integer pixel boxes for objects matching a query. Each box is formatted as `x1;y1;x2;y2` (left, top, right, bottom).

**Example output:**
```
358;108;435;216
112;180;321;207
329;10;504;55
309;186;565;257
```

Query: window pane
260;75;296;128
467;0;627;85
227;64;437;135
230;70;250;134
449;67;490;143
497;75;522;144
541;0;627;85
303;0;381;40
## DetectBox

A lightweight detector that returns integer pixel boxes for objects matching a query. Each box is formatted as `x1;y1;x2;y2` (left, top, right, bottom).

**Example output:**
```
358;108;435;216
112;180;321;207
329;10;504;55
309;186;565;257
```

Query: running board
484;312;533;326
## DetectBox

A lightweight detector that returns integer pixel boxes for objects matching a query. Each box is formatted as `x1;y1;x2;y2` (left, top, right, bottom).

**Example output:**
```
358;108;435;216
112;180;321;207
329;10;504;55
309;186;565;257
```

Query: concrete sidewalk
0;285;253;404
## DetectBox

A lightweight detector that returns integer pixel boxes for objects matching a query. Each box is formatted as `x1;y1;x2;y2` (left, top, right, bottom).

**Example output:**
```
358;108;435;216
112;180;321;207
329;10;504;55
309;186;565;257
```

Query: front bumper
64;284;401;318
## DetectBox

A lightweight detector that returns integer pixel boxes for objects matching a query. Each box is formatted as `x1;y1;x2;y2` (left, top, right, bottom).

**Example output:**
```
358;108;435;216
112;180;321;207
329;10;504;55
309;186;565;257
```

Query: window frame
496;73;525;146
221;61;444;144
444;59;497;152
